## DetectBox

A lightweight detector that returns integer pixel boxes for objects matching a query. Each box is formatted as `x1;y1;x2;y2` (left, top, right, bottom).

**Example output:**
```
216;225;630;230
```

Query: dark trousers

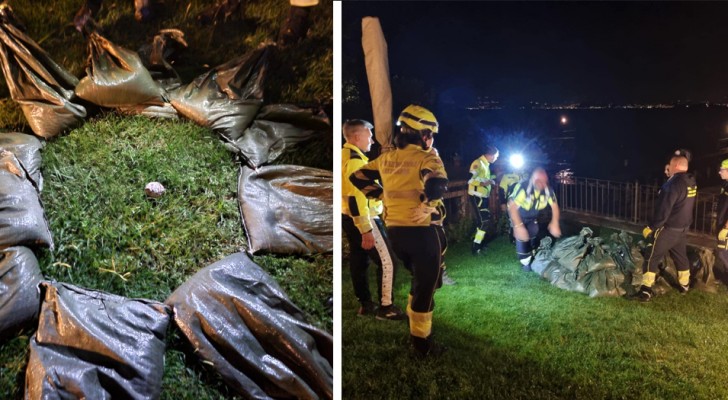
645;227;689;274
470;195;491;248
388;226;443;313
342;214;395;305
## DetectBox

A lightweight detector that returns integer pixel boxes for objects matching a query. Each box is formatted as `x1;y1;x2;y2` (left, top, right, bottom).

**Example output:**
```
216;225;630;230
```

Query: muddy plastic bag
170;44;271;144
577;238;624;297
551;227;593;272
75;31;165;108
0;6;86;138
25;282;170;400
231;104;330;167
0;150;52;249
166;252;333;400
0;132;42;189
531;236;554;276
0;246;42;339
238;165;333;255
138;28;187;92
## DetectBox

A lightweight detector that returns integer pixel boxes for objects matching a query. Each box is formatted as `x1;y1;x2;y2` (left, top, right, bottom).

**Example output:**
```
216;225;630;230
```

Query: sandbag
0;150;53;249
170;44;271;143
0;246;42;339
232;105;330;168
75;31;166;108
166;252;333;400
138;28;187;92
238;165;333;255
531;236;554;276
577;238;624;297
25;282;170;400
551;227;593;272
0;131;42;189
0;6;86;138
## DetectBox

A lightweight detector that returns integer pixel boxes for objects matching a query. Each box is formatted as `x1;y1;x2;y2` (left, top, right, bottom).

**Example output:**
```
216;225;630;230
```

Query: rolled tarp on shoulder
0;246;43;340
0;6;86;139
362;17;393;153
0;149;53;249
166;252;333;400
75;31;166;108
0;132;43;190
25;282;170;400
170;43;271;145
238;165;333;255
232;104;330;168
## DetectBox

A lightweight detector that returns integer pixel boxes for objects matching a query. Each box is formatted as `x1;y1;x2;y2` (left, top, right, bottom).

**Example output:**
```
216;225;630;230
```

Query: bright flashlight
510;154;525;169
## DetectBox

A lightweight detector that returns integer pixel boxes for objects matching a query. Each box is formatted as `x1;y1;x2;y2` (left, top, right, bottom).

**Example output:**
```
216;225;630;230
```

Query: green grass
0;0;331;398
343;236;728;400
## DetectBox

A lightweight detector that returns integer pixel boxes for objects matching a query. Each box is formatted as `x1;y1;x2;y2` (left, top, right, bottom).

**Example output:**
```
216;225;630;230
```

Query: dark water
436;107;728;186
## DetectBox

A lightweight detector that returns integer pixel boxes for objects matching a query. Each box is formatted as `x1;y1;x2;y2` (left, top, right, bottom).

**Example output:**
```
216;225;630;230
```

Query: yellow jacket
350;144;448;227
509;180;557;219
342;143;382;233
468;155;492;197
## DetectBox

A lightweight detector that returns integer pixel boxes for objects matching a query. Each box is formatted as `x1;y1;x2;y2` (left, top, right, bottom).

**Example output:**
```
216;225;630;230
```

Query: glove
642;226;653;239
718;228;728;241
411;202;438;224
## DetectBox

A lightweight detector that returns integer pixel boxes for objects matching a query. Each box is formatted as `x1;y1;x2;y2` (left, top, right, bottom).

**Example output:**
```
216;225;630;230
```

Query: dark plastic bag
25;282;170;400
75;31;166;108
0;6;86;138
231;104;330;168
531;236;554;276
0;131;42;189
0;246;42;340
238;165;333;255
138;28;187;92
551;227;593;272
170;44;271;143
577;238;624;297
166;252;333;400
0;150;53;249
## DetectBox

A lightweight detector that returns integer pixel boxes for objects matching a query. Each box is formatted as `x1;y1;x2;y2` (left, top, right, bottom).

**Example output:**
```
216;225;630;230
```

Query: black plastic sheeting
138;28;187;92
166;252;333;400
0;246;42;340
0;149;52;249
25;282;170;400
0;131;42;189
75;31;166;108
170;44;270;145
232;104;330;168
238;165;333;255
0;6;86;138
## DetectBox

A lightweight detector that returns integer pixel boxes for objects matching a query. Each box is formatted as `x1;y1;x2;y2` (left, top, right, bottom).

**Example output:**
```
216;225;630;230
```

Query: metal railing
557;177;717;236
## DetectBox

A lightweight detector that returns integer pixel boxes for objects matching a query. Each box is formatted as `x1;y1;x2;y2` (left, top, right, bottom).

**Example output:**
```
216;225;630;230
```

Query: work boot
411;335;447;358
471;242;486;256
631;285;654;302
677;284;689;295
441;270;456;285
376;304;407;321
356;301;377;317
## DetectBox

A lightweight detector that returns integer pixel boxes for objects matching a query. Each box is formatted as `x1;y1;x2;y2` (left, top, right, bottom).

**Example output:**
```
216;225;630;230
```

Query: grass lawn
0;0;331;398
342;235;728;400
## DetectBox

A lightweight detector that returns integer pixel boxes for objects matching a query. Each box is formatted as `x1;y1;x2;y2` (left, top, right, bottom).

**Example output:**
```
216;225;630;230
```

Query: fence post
633;181;639;224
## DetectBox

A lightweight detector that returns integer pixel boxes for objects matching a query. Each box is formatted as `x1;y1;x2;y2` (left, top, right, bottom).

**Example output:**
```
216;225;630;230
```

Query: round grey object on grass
145;181;165;198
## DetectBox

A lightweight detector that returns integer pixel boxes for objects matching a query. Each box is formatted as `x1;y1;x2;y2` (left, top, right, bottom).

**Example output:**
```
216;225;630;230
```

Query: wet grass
343;236;728;399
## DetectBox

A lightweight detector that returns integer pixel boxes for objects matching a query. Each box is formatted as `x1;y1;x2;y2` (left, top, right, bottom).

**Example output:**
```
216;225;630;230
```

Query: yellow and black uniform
468;155;494;253
716;180;728;266
509;180;557;266
641;172;697;294
498;172;522;241
350;144;448;346
342;143;397;309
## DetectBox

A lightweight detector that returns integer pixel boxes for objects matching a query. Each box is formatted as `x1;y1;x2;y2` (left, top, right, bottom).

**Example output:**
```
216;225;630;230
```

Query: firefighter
634;152;697;302
508;168;561;270
342;119;405;320
716;160;728;273
350;105;449;357
468;146;499;255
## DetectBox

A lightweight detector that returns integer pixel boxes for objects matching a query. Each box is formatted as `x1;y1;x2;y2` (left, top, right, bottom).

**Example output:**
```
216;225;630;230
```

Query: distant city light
560;116;568;125
509;153;525;169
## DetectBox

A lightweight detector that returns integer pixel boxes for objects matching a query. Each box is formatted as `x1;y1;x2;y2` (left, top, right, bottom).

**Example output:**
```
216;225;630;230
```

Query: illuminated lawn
342;236;728;399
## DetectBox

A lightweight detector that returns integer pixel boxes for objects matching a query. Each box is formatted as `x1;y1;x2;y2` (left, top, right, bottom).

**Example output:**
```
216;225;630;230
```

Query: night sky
343;1;728;104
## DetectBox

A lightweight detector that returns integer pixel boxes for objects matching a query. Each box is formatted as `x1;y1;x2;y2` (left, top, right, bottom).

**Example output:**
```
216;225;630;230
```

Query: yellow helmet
397;105;438;134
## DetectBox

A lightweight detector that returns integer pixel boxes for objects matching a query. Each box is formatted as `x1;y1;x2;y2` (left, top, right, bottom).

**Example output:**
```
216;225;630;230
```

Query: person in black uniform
715;159;728;268
634;152;697;302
